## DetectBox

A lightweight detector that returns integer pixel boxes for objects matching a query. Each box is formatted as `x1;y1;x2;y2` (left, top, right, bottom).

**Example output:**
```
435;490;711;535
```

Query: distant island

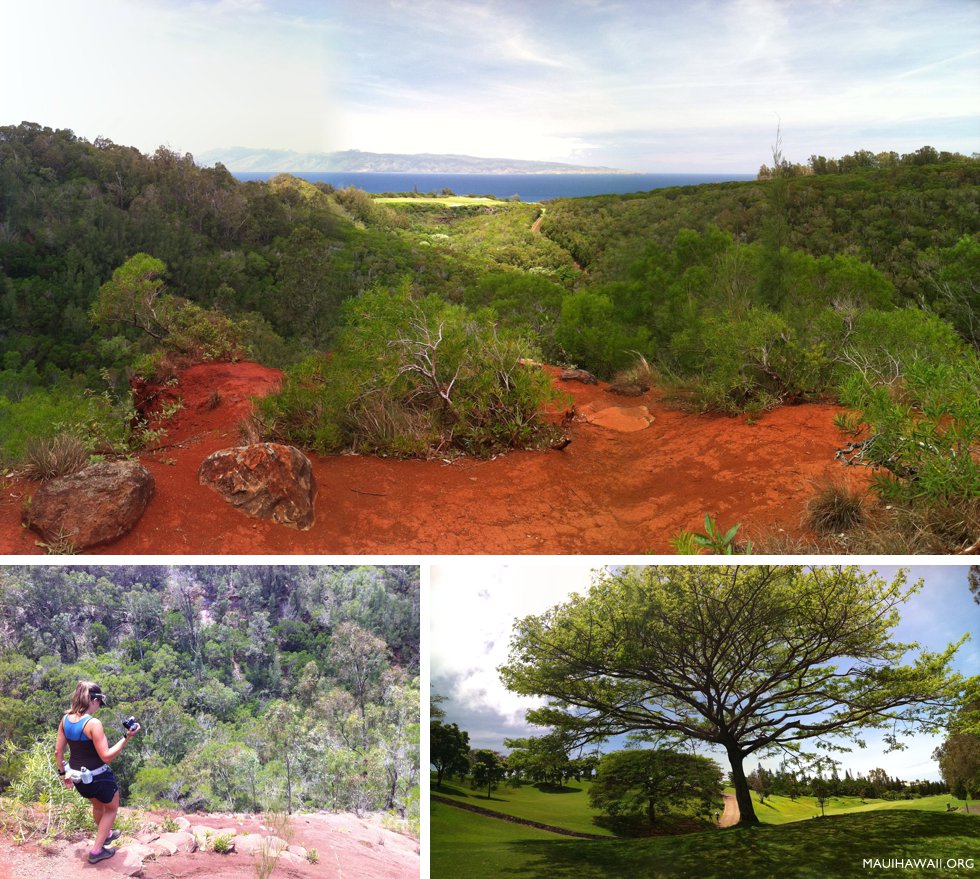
196;146;638;175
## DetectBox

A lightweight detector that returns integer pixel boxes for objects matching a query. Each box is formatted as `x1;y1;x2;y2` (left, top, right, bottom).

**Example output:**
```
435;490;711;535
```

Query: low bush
0;386;131;468
257;285;564;457
0;738;92;843
669;310;833;414
838;352;980;505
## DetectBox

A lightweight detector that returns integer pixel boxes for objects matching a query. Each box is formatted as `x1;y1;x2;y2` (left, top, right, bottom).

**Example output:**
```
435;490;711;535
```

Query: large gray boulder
23;460;154;551
198;443;317;530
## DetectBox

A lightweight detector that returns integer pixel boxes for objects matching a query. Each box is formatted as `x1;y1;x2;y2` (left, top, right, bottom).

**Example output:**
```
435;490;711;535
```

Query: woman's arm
55;719;73;787
87;717;138;764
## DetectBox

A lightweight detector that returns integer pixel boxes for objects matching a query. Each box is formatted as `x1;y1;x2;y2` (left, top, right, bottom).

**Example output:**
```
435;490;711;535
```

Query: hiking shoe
106;829;121;843
88;846;116;864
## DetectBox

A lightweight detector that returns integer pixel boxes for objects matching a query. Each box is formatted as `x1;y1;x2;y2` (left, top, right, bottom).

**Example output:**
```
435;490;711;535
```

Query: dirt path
718;793;740;828
0;362;868;555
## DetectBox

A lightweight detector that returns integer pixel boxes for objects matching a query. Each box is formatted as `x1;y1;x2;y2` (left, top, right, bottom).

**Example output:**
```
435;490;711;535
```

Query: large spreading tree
499;565;966;824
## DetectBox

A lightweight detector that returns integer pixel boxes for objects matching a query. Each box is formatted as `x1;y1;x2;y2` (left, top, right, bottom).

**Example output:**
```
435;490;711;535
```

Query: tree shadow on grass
433;781;474;798
591;814;712;839
496;811;980;879
532;783;585;795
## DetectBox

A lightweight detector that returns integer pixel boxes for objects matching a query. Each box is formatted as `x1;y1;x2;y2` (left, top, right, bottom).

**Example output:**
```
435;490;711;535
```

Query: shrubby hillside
1;123;977;550
0;565;420;828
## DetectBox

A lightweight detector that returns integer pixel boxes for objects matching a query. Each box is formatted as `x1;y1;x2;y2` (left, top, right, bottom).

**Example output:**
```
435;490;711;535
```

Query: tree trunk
726;746;759;825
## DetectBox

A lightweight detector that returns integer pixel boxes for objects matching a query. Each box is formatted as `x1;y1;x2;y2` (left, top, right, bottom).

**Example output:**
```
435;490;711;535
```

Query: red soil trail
0;361;868;555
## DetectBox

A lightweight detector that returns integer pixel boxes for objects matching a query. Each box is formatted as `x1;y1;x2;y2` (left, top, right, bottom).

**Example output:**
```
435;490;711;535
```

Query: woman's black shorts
73;768;118;804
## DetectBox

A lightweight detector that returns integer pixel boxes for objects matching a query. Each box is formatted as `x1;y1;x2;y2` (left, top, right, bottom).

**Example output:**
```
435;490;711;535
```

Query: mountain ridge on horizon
196;146;639;174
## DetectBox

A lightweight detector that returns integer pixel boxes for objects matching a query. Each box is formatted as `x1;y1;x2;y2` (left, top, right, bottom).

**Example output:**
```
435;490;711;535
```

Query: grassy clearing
373;196;512;206
737;792;978;824
431;801;980;879
433;778;616;837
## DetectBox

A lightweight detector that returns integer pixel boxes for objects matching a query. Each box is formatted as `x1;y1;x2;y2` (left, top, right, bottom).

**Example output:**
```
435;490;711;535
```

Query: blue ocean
234;171;755;203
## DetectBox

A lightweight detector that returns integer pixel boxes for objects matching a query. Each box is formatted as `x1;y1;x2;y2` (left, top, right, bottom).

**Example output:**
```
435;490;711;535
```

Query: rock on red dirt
199;443;317;530
22;460;154;550
0;360;869;554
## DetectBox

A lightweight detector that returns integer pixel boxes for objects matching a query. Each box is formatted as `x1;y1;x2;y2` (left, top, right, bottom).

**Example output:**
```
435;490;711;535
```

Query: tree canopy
500;565;967;824
588;748;723;826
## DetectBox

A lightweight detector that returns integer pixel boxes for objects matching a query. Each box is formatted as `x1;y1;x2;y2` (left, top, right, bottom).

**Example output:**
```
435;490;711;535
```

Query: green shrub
836;309;979;507
838;354;980;504
0;387;131;467
0;738;92;842
555;289;653;378
257;285;564;457
669;310;833;413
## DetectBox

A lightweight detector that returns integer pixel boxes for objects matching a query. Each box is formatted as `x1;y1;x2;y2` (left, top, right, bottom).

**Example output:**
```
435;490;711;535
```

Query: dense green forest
1;123;977;548
0;565;420;829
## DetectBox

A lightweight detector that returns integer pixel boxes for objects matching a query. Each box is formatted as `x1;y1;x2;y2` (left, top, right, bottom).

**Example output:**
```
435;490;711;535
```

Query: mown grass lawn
432;777;617;836
738;791;978;824
431;801;980;879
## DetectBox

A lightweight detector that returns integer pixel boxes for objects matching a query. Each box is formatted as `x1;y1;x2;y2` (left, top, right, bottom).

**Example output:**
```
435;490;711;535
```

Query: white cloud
431;564;597;740
1;1;976;168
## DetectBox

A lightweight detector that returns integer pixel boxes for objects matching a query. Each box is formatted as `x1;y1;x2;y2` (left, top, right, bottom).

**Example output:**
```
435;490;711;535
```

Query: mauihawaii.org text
863;859;975;871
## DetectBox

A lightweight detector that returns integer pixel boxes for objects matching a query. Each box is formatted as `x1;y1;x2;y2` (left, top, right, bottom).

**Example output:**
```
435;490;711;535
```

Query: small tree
430;721;470;787
588;749;722;826
934;732;980;813
503;732;572;787
470;749;506;799
90;253;169;340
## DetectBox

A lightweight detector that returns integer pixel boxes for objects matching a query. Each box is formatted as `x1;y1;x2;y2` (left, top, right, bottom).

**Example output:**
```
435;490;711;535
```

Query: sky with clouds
431;563;979;781
1;0;977;171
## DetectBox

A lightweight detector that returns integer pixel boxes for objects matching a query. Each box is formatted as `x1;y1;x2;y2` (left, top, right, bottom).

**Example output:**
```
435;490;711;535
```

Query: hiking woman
55;681;140;864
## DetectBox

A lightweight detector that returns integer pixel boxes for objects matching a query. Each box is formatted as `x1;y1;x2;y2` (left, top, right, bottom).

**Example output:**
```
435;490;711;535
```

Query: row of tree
432;715;723;828
758;145;976;178
745;763;947;804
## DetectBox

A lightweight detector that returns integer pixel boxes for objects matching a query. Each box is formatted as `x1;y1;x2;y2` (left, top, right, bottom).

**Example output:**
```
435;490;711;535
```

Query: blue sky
1;0;977;170
431;564;979;781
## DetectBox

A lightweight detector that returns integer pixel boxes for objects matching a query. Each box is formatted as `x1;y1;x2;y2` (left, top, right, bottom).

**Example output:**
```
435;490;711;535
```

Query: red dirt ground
0;811;418;879
0;361;869;555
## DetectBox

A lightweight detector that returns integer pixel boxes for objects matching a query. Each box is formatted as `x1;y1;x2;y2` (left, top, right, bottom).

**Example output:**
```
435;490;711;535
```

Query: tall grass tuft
22;434;90;480
0;739;92;843
804;478;867;534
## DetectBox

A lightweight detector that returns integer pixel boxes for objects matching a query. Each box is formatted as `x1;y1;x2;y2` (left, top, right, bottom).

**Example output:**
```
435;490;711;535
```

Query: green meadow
731;791;977;825
432;778;618;836
431;800;980;879
373;195;512;206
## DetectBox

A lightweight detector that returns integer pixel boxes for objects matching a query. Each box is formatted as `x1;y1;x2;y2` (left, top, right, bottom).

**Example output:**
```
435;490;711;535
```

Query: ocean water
234;171;756;202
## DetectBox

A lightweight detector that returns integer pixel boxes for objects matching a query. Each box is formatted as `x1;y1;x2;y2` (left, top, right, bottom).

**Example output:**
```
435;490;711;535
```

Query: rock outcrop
198;443;317;530
559;368;598;384
575;403;655;433
22;461;154;550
